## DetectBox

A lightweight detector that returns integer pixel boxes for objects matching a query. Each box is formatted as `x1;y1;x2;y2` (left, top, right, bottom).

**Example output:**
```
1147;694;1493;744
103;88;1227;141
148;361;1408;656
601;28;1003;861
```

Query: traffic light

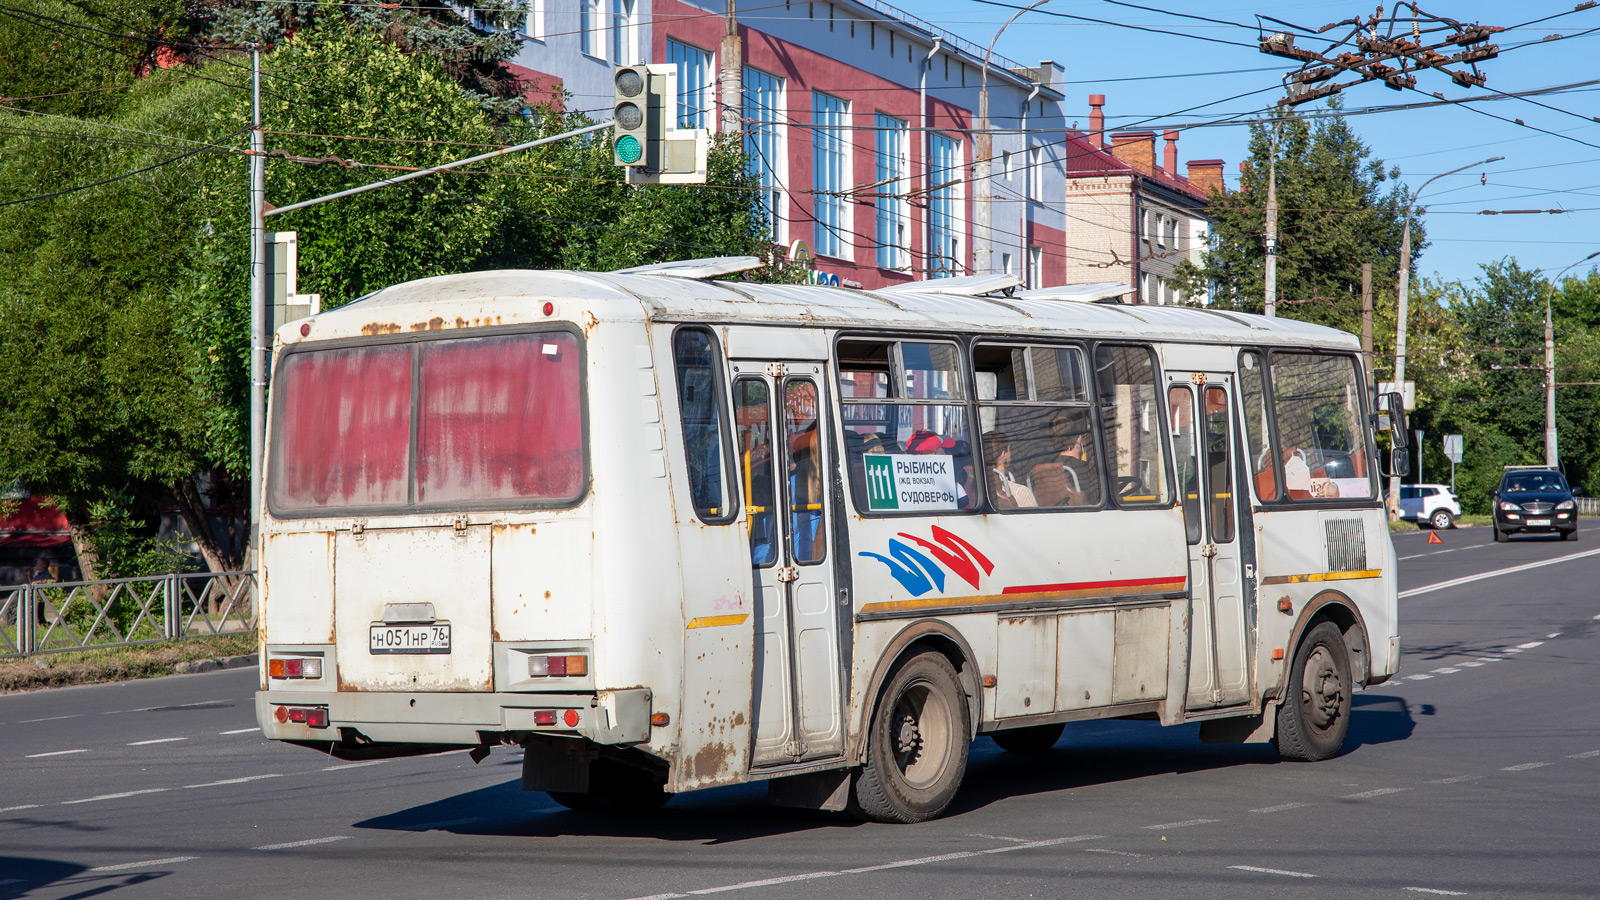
612;65;659;169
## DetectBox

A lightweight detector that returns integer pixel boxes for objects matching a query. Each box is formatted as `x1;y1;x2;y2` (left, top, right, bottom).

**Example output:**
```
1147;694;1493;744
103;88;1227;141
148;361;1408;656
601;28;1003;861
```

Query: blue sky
913;0;1600;288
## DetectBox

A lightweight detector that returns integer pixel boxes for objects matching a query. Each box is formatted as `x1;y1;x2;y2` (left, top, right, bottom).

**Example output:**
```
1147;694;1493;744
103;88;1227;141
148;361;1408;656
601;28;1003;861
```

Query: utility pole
1360;261;1373;386
1263;124;1278;317
248;47;265;558
1541;249;1600;468
719;0;741;135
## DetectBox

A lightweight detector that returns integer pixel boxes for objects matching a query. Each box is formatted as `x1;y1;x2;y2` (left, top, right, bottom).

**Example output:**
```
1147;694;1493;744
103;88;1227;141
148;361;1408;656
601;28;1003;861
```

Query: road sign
1443;434;1463;464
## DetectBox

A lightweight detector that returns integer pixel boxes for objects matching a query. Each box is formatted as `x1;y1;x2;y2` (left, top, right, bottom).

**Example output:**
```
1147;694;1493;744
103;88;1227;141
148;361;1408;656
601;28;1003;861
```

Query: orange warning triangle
1427;531;1443;544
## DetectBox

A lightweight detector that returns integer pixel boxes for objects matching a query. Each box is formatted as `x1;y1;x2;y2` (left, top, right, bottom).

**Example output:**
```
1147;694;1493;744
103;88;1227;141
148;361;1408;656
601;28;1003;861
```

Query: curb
173;653;259;675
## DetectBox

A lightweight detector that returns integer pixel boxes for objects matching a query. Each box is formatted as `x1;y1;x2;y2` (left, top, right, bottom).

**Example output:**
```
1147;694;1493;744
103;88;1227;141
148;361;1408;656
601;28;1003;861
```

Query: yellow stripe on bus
686;614;750;629
1259;569;1382;585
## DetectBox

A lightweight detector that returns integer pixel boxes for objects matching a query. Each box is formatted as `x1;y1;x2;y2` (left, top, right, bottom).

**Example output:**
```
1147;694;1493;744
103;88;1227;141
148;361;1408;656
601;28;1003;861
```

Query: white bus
256;259;1405;823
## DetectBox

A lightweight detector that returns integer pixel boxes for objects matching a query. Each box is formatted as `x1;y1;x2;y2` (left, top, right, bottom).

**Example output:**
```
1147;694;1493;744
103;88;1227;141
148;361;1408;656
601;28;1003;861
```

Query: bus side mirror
1380;447;1411;479
1385;392;1408;447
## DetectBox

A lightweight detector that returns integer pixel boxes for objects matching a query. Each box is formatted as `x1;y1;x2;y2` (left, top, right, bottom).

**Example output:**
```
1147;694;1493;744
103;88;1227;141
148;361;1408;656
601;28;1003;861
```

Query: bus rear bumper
256;687;653;750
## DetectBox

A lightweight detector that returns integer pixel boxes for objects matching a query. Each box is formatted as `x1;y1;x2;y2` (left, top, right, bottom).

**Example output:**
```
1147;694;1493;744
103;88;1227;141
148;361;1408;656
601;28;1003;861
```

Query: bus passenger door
732;362;844;767
1170;377;1251;710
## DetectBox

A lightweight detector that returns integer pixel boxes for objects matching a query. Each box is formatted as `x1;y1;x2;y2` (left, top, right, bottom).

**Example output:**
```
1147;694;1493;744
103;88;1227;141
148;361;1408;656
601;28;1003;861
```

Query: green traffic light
616;134;642;164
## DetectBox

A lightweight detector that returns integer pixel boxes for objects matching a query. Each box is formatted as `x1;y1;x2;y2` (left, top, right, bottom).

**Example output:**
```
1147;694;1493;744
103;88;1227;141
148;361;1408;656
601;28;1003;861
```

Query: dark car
1492;468;1578;542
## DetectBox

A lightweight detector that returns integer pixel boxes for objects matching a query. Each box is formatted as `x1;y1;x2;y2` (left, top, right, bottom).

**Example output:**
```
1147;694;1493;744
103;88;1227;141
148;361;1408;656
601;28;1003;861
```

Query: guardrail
0;571;255;660
1578;497;1600;517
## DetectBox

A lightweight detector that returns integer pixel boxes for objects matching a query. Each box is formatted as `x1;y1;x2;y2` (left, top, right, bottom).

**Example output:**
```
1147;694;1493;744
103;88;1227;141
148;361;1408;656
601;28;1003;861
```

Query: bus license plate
370;624;451;655
1528;518;1551;526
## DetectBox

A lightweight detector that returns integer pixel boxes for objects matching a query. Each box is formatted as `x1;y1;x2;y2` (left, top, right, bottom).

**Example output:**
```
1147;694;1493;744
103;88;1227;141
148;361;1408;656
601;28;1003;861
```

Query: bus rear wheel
991;722;1064;753
548;758;672;812
1274;621;1352;762
854;651;970;823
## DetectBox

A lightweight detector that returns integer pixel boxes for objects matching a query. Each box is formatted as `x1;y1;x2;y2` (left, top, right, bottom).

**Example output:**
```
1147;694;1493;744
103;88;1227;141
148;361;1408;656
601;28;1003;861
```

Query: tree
1173;101;1415;338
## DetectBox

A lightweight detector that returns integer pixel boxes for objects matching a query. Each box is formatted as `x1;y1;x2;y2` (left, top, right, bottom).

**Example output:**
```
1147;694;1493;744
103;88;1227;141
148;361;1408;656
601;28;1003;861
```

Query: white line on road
1432;667;1461;674
88;856;197;872
20;715;81;724
1547;632;1562;639
1250;802;1310;813
1477;657;1506;663
1408;674;1434;680
1501;648;1524;654
1568;750;1600;758
1344;787;1410;799
689;872;842;894
968;833;1030;843
1405;887;1468;896
1398;547;1469;560
322;760;388;771
127;737;188;746
1516;641;1545;649
1400;547;1600;598
1230;865;1316;878
1085;848;1141;857
62;789;169;805
220;727;259;735
1141;818;1218;829
1502;762;1550;771
0;804;41;813
253;836;350;850
1429;775;1481;784
185;774;283;789
842;851;979;873
1458;661;1485;667
25;749;89;758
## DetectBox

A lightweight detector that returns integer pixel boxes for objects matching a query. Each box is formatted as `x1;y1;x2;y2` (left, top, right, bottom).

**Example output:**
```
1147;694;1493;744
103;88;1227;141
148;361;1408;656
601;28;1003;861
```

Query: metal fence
0;571;255;660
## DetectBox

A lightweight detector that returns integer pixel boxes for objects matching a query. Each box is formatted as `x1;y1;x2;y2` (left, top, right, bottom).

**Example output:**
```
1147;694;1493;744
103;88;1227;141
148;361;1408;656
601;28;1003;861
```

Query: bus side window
672;328;736;523
1239;350;1277;501
1168;385;1202;543
734;378;777;567
1093;344;1172;507
1268;352;1374;502
973;343;1099;510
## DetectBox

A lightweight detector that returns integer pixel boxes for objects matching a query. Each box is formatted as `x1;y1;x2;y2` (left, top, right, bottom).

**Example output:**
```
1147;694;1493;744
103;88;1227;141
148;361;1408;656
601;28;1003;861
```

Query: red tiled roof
1061;132;1209;202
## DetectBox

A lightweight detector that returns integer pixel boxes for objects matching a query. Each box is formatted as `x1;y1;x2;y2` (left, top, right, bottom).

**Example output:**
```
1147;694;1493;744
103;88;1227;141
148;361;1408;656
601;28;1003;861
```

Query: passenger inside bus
983;431;1037;508
1030;411;1100;507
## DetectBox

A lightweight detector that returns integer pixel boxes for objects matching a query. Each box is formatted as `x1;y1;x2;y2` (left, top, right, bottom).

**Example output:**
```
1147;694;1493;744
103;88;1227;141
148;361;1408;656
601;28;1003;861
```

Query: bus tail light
269;655;323;679
528;654;588;678
533;710;558;726
274;706;330;729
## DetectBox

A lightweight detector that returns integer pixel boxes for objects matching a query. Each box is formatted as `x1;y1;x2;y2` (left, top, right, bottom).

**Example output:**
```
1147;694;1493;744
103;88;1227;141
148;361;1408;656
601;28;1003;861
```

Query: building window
611;0;637;65
743;66;785;240
525;0;545;40
1028;245;1042;289
812;91;849;259
875;113;910;270
668;39;713;128
1002;150;1013;181
929;132;962;278
1027;143;1043;202
1001;252;1012;276
580;0;602;57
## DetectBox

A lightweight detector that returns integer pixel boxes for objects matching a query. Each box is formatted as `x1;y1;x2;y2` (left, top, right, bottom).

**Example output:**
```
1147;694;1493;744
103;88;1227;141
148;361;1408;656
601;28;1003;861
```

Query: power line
0;126;251;208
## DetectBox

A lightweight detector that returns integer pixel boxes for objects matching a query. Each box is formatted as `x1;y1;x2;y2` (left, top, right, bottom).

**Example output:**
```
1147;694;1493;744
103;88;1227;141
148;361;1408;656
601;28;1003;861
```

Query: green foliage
1172;101;1414;337
0;0;196;119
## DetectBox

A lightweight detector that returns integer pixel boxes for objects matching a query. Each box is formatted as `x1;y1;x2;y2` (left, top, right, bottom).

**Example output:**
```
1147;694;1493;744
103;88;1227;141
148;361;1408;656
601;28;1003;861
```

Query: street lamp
1390;154;1503;512
975;0;1048;277
1542;249;1600;468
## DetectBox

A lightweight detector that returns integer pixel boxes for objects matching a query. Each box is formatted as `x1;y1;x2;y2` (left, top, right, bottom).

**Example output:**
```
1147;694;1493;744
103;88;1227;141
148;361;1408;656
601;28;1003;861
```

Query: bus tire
991;723;1064;754
548;758;672;812
854;651;970;823
1274;620;1352;762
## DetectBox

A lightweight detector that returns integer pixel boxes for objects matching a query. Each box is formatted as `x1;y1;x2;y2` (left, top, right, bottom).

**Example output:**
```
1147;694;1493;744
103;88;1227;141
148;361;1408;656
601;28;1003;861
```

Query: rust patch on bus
410;317;446;332
689;739;735;781
362;322;402;336
582;310;599;338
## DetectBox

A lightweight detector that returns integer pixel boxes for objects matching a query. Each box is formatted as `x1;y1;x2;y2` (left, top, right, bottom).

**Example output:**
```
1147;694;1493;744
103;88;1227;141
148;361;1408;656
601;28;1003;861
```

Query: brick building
1057;95;1223;305
498;0;1074;291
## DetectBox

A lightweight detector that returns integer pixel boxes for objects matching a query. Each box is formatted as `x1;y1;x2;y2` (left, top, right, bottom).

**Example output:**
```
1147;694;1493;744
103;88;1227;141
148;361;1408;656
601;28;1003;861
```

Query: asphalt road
4;524;1598;900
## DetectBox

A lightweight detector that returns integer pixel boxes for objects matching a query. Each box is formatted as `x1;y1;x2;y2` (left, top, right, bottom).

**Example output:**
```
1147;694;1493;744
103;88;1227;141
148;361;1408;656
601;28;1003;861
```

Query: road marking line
1428;775;1480;784
1547;632;1562;639
220;727;259;735
62;789;168;805
1502;762;1550;771
1458;661;1485;667
1250;802;1310;813
1141;818;1218;829
322;760;388;771
1594;613;1600;620
1477;657;1506;662
127;737;188;746
185;774;282;789
1230;865;1316;878
253;836;349;850
1344;787;1409;799
979;835;1099;854
1500;648;1524;654
0;804;41;813
1432;667;1461;674
969;833;1030;843
1085;848;1141;857
1568;750;1600;758
88;856;197;872
1408;674;1434;680
25;749;89;758
1516;641;1545;649
20;715;81;723
1405;887;1467;896
1399;546;1600;598
843;851;980;873
688;872;841;893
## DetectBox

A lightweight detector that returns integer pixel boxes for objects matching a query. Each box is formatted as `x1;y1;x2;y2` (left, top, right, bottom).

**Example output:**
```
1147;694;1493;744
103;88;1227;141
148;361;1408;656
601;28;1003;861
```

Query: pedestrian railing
0;571;255;660
1577;497;1600;517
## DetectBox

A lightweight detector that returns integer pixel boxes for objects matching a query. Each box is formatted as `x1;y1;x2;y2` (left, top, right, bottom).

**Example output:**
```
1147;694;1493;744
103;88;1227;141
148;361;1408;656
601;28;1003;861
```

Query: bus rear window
270;331;585;514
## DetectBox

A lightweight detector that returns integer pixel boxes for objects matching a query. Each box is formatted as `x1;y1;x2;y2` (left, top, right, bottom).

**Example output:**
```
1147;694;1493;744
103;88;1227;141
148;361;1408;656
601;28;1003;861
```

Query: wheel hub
1302;645;1344;729
894;712;924;760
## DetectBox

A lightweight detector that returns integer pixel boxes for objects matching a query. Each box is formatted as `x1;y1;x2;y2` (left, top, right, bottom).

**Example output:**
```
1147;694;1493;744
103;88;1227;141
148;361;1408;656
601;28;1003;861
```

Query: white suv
1397;484;1462;529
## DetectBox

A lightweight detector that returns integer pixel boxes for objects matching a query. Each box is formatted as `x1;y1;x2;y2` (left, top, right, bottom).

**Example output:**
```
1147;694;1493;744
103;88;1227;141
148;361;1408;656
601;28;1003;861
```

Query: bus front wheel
854;651;970;823
1274;621;1352;762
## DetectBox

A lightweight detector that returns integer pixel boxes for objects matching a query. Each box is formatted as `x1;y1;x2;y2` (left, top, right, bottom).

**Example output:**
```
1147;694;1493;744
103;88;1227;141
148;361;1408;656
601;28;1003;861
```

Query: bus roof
287;269;1360;352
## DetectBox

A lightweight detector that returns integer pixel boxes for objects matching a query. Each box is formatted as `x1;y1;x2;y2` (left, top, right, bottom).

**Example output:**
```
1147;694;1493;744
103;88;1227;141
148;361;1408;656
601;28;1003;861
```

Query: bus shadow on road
0;856;174;900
